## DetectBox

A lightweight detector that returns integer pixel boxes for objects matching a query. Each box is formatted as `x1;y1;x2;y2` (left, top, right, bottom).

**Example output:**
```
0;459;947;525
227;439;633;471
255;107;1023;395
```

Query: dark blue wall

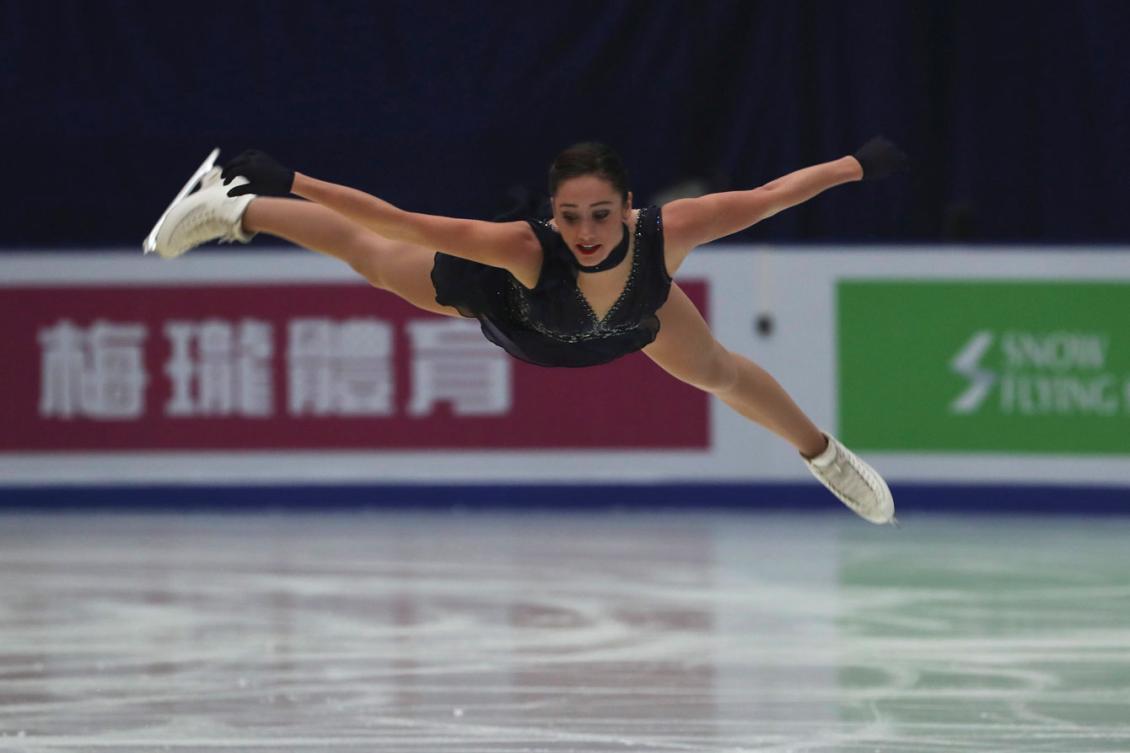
3;0;1128;247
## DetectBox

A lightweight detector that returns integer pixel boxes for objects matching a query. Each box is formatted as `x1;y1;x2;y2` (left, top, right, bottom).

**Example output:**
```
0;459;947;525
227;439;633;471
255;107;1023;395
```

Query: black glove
853;137;908;181
222;149;295;197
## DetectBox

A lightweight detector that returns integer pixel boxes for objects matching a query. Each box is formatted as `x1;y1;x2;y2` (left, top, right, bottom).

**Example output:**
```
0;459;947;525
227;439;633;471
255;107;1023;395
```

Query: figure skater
146;138;907;524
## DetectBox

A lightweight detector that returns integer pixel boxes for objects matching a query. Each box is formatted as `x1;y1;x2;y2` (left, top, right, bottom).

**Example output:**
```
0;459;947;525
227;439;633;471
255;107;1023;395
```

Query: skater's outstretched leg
146;160;458;317
643;285;826;457
242;198;459;317
644;284;894;524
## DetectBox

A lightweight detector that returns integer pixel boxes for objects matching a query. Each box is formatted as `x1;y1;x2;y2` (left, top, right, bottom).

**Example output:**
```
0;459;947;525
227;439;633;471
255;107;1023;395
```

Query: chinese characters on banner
2;284;709;450
38;317;510;421
39;320;148;420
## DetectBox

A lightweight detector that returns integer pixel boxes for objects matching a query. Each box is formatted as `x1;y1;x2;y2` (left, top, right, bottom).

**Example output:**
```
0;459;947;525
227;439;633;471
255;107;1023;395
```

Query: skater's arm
292;173;540;270
662;157;861;260
661;138;907;274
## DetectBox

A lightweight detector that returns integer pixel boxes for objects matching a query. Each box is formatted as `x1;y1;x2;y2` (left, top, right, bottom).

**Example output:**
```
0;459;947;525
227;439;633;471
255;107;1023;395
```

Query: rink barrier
3;249;1129;493
0;483;1127;513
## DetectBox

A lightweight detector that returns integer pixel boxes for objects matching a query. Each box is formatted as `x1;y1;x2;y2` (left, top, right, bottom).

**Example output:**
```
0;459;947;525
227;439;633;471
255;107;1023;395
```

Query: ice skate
143;148;256;259
804;433;896;525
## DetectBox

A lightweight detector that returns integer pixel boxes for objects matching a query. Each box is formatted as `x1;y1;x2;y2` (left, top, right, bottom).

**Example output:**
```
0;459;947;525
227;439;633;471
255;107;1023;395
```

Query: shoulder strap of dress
524;218;575;286
637;207;669;280
636;206;660;245
637;203;659;253
524;219;557;254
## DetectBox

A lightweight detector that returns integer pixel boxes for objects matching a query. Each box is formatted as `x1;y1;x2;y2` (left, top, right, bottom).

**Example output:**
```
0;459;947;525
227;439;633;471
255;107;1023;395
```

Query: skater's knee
704;347;740;394
677;344;739;394
346;235;389;289
352;257;385;289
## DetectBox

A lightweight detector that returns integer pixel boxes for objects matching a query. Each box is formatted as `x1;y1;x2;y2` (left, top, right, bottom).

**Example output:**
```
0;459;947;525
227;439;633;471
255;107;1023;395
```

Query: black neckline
572;223;630;274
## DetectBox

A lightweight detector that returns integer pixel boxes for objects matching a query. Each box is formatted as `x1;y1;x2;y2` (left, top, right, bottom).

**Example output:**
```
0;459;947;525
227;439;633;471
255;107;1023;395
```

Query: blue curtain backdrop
2;0;1127;247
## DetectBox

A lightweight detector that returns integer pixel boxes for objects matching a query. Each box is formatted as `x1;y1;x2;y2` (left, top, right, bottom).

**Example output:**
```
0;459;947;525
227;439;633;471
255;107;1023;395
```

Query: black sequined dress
430;206;671;368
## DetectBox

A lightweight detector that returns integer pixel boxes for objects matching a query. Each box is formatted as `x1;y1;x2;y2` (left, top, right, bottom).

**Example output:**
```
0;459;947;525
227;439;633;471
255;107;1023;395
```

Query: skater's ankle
799;433;829;460
240;198;261;234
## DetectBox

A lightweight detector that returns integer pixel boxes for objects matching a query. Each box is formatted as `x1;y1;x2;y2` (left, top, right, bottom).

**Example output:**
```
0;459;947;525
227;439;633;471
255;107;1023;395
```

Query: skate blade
142;148;221;254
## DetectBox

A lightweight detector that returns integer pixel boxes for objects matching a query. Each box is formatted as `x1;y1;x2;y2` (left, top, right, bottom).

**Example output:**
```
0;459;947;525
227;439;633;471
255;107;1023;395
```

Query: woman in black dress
150;139;907;524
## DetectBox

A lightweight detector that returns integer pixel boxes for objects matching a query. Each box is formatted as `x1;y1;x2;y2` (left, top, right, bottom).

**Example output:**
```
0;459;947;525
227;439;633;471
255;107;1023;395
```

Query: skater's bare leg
716;356;828;458
644;284;827;457
242;197;459;317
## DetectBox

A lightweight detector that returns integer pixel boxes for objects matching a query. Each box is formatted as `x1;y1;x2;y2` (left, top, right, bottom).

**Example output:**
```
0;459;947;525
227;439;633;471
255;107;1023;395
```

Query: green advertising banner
838;281;1130;454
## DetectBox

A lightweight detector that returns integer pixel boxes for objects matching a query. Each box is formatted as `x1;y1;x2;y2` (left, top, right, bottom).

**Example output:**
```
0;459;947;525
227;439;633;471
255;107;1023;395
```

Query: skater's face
551;174;633;268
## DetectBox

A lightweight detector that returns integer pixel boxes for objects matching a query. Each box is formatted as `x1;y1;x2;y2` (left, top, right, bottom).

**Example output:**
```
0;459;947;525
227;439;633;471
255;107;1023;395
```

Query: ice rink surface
1;509;1128;752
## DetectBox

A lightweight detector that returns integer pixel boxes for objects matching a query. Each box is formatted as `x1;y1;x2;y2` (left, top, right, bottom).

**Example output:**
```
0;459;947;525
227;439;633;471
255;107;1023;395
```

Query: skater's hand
222;149;295;197
852;137;908;181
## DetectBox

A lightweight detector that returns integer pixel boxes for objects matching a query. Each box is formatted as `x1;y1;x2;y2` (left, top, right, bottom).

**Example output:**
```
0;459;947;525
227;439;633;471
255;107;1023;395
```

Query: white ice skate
143;148;256;259
804;433;896;525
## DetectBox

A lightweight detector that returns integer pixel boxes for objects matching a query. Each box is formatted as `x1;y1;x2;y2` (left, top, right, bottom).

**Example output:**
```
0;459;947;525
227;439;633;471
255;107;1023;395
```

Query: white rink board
1;247;1129;486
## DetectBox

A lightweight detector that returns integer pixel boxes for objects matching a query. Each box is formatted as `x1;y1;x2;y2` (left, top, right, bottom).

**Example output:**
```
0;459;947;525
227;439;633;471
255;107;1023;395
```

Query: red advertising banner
0;283;709;450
